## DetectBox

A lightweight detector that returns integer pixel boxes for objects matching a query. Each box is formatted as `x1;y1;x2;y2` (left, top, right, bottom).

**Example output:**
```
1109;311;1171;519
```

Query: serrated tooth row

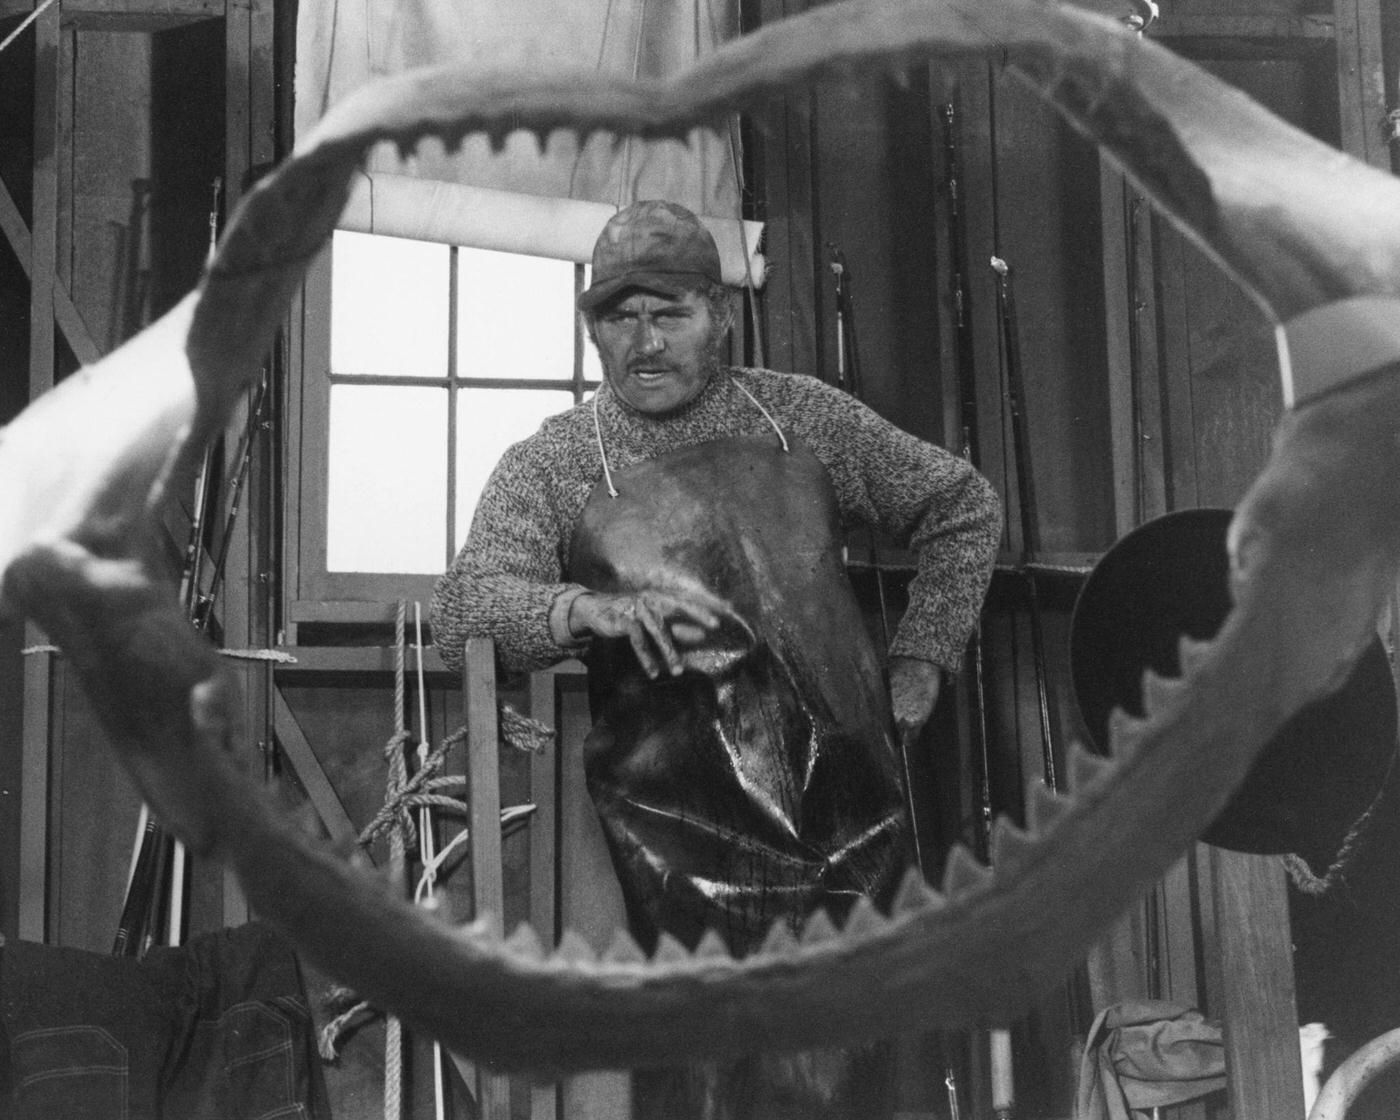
1177;634;1213;676
603;927;647;966
1069;741;1114;791
1106;708;1149;761
1141;667;1185;715
988;814;1034;869
758;919;800;958
941;843;992;896
693;929;730;961
505;921;545;961
555;929;597;965
842;894;885;938
892;864;945;914
1026;781;1070;833
801;907;840;946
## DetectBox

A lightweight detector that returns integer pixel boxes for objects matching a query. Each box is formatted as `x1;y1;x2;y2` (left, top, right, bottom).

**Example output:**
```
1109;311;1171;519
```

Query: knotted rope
317;610;554;1070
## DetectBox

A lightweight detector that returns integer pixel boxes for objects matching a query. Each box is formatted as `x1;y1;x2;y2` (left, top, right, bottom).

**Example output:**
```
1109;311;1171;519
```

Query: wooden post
526;669;562;1120
20;0;62;947
1335;0;1391;172
1210;849;1305;1119
463;638;511;1120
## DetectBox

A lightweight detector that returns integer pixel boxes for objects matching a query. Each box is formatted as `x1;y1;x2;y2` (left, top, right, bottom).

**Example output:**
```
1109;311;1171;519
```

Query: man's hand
569;589;724;678
889;656;942;743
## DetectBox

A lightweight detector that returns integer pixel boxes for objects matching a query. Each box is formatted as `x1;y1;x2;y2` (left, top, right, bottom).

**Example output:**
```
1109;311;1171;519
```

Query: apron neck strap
592;374;790;499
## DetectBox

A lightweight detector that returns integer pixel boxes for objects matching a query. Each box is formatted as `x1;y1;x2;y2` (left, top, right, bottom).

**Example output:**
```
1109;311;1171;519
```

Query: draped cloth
1074;1000;1227;1120
294;0;764;277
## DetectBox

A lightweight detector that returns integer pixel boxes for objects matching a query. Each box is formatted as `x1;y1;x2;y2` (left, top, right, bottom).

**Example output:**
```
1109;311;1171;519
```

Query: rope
356;727;469;849
499;704;552;754
382;602;409;1120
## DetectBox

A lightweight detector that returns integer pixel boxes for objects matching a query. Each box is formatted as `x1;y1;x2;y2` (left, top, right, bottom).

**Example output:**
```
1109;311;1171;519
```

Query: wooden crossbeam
271;687;359;847
0;170;102;367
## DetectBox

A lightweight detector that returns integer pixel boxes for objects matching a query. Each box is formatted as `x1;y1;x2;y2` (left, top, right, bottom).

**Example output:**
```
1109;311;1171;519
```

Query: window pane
331;231;449;378
455;388;576;552
456;248;577;381
581;263;604;383
328;384;447;572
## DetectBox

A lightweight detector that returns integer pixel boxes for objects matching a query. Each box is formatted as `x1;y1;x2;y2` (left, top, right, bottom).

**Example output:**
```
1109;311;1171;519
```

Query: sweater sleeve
429;441;589;674
792;376;1002;673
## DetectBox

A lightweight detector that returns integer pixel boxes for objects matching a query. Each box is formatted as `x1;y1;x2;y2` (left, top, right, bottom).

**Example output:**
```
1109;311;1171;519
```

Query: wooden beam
19;638;52;942
462;638;510;1120
1335;0;1391;171
2;0;218;20
527;668;562;1120
1150;13;1335;59
20;0;60;950
1211;849;1305;1119
271;688;359;846
0;172;101;366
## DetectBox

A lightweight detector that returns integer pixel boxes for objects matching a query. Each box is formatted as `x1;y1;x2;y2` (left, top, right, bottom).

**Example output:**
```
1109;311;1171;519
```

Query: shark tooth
1026;780;1070;833
554;930;597;966
1177;634;1212;676
504;922;545;961
757;919;800;958
602;928;647;966
800;908;840;947
1107;707;1150;760
988;814;1034;869
1141;667;1185;715
842;894;886;938
891;864;943;914
1068;741;1114;791
693;930;732;961
941;843;991;896
653;932;691;965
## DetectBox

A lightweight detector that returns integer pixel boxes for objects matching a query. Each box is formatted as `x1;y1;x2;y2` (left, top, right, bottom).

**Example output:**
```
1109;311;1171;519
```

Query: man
430;199;1000;1117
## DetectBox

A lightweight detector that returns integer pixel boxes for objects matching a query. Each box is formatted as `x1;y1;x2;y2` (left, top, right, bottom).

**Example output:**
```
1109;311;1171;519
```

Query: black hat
1070;507;1397;866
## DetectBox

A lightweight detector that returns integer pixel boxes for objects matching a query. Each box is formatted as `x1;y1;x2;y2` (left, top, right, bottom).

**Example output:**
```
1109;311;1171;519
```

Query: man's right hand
568;589;723;678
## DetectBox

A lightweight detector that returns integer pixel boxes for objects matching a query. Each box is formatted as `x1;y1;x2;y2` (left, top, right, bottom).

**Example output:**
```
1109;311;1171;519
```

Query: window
295;231;602;609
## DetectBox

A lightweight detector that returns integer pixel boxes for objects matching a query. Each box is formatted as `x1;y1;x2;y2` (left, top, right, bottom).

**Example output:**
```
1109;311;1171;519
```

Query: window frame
287;237;598;627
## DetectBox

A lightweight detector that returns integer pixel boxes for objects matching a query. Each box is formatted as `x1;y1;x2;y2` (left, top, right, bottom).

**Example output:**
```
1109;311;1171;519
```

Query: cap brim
577;271;710;312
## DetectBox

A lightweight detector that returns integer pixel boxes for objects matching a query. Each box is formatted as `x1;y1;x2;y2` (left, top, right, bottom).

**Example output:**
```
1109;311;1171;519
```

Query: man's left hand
889;656;942;744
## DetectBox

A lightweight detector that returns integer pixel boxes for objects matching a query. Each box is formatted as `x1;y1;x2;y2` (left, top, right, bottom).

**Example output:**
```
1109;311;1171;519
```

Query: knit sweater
430;367;1001;675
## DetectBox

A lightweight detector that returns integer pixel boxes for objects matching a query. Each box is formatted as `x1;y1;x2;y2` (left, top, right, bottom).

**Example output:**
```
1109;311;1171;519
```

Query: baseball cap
578;200;723;312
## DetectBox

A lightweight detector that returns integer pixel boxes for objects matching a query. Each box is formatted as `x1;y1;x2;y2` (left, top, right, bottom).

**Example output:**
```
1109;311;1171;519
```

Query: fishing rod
990;255;1058;793
827;243;924;877
115;179;265;956
990;255;1096;1109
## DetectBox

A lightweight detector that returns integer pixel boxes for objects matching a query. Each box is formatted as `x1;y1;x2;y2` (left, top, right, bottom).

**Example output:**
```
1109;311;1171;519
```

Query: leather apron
569;434;912;956
570;433;909;1119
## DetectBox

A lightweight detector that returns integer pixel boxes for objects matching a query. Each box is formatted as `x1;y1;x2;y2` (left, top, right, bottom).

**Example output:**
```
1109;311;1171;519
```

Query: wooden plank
272;687;359;845
19;636;52;942
1210;849;1305;1119
1128;190;1167;522
275;644;452;676
29;0;58;398
753;0;817;377
1155;223;1200;511
1150;12;1335;43
0;172;101;366
462;639;510;1120
527;669;561;1120
1100;163;1138;538
1334;0;1390;171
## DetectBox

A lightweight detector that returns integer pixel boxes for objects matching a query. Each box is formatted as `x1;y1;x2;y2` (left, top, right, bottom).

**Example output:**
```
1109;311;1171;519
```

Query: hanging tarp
295;0;763;281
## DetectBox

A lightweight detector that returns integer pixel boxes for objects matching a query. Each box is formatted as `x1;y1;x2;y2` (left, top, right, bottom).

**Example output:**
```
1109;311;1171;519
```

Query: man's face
592;288;721;415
